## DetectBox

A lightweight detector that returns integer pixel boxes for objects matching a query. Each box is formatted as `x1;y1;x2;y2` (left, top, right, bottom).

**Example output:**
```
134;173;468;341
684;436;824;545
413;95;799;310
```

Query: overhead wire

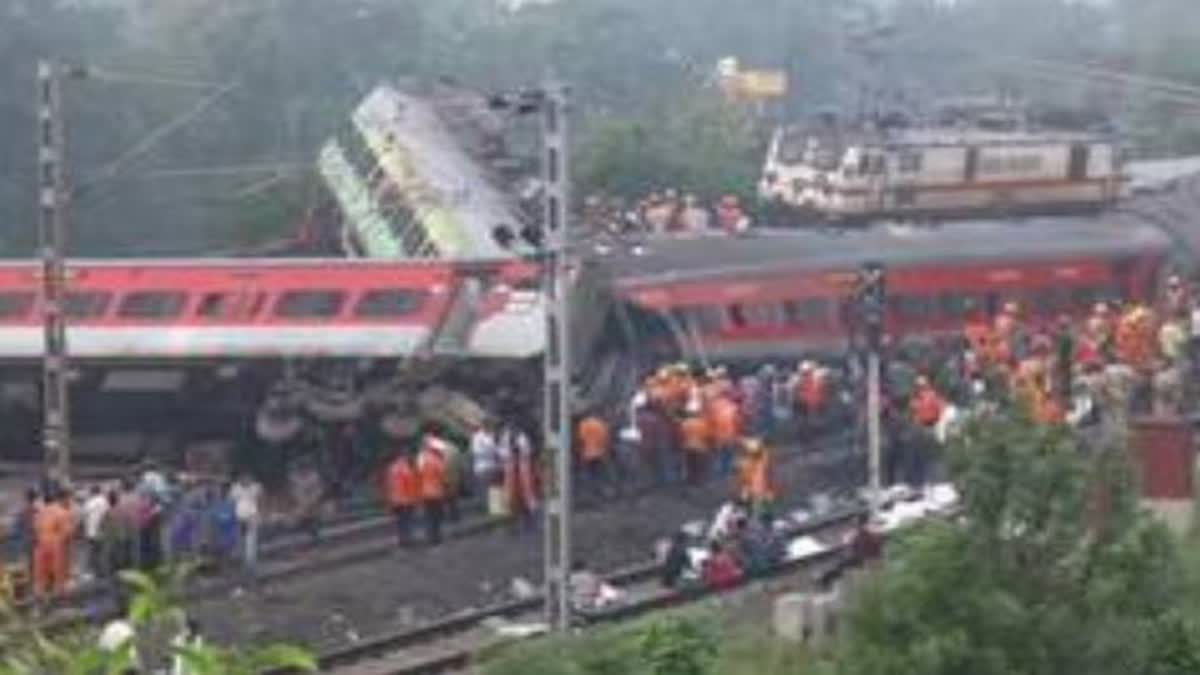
76;79;241;197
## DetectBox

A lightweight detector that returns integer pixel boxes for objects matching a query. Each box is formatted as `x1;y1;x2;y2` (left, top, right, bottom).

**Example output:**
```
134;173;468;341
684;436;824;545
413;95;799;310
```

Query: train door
964;147;979;183
1068;143;1090;181
866;152;887;212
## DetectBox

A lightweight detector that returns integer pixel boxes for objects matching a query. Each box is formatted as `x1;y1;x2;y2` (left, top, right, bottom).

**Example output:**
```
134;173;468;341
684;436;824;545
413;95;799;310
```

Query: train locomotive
759;123;1124;222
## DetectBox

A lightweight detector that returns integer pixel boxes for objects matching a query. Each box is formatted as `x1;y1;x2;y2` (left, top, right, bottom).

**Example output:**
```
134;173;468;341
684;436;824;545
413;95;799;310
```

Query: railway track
310;504;867;675
314;483;961;675
10;425;861;649
180;429;862;651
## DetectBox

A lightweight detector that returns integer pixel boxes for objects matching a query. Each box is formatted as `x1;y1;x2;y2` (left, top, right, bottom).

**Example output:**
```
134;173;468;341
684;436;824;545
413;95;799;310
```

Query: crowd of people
4;465;267;604
4;272;1194;610
581;189;753;237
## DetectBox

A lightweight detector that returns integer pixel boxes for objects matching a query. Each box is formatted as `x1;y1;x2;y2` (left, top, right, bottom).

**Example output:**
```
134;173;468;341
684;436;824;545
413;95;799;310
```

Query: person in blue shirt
207;485;239;570
9;489;39;574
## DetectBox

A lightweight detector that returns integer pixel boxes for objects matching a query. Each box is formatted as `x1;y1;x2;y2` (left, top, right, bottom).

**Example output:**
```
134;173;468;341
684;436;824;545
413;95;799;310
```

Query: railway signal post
36;60;71;484
859;262;886;511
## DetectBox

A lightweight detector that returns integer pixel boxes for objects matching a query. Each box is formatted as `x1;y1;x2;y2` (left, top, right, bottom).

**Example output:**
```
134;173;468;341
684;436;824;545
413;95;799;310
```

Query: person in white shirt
140;462;168;502
229;475;263;570
469;420;499;496
708;499;747;543
81;484;110;579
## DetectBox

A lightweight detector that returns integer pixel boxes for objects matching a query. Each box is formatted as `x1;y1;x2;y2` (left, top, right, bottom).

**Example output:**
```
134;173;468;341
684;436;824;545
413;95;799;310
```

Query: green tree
834;414;1200;675
637;617;718;675
575;92;762;201
0;568;316;675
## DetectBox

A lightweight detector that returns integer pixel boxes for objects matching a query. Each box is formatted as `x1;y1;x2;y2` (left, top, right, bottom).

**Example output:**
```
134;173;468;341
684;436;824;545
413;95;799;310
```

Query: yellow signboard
737;70;788;98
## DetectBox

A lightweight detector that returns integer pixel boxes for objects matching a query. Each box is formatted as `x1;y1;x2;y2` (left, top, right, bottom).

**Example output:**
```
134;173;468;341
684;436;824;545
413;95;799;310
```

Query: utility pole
539;79;573;633
858;262;886;511
487;78;574;631
36;60;71;484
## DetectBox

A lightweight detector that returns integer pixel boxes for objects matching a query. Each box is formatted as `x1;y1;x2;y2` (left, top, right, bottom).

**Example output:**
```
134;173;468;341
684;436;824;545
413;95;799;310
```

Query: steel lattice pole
540;79;573;632
36;60;71;484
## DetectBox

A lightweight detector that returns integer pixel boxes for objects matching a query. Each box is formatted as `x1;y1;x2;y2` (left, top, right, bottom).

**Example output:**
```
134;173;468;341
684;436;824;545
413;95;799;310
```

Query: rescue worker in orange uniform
989;301;1021;373
909;377;945;429
386;451;420;547
417;436;448;545
795;361;828;434
708;394;742;478
1031;385;1066;425
905;377;944;489
1115;304;1159;373
32;491;73;601
736;438;773;513
576;412;612;499
679;413;712;484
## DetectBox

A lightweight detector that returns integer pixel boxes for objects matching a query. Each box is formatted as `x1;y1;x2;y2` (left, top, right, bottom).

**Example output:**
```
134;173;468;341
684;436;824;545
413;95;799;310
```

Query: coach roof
601;217;1170;287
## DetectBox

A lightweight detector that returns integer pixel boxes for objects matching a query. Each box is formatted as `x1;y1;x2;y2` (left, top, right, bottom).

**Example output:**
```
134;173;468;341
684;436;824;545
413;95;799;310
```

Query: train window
898;151;923;173
938;293;980;319
727;304;748;328
694;307;724;333
355;289;427;317
118;291;186;319
890;294;934;320
894;187;916;207
783;298;831;325
274;290;345;318
196;292;232;318
0;293;33;320
743;304;783;326
64;292;111;319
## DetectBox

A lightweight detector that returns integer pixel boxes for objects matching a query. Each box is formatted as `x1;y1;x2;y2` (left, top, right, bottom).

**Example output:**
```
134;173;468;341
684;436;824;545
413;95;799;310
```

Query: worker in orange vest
386;451;420;547
708;395;742;477
1031;386;1066;425
794;362;826;433
679;413;712;485
576;412;612;499
417;436;448;545
736;438;773;512
32;490;73;601
905;377;944;490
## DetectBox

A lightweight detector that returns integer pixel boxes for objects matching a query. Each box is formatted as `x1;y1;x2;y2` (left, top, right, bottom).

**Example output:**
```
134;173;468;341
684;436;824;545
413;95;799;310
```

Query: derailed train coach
0;258;546;462
0;217;1174;461
603;218;1171;364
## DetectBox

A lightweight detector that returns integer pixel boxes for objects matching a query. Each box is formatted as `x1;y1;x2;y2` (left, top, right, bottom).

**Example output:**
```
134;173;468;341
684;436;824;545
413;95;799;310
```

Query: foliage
0;566;316;675
5;0;1200;255
574;93;762;201
482;614;717;675
636;616;718;675
832;413;1200;675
